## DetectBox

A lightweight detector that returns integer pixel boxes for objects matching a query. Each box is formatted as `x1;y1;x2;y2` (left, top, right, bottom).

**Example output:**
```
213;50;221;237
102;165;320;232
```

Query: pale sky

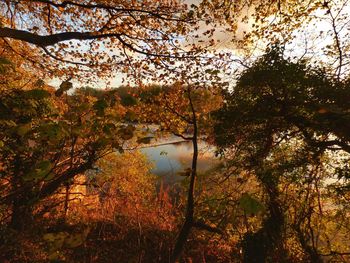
48;0;350;88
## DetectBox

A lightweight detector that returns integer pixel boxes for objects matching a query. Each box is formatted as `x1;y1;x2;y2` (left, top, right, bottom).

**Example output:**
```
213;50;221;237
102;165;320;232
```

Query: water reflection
140;138;218;184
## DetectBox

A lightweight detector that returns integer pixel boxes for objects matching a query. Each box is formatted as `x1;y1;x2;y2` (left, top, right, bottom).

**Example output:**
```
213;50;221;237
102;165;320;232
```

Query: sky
46;0;252;89
47;0;350;89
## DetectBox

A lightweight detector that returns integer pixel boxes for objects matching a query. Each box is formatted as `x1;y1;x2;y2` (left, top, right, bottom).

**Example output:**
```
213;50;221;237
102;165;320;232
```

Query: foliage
213;47;350;261
0;0;196;81
0;151;176;262
2;0;350;261
135;82;222;138
216;46;350;158
0;82;132;230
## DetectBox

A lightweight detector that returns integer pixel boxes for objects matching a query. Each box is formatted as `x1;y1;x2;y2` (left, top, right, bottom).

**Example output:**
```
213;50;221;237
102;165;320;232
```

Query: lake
140;135;218;184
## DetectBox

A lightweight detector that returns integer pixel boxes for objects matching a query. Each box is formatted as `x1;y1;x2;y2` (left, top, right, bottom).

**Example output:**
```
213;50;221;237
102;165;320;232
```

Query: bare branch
41;46;89;66
22;0;187;22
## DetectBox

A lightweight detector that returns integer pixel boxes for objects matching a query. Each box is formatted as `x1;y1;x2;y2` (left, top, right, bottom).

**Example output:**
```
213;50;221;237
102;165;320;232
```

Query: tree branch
23;0;186;21
0;27;124;47
0;27;192;58
41;46;89;66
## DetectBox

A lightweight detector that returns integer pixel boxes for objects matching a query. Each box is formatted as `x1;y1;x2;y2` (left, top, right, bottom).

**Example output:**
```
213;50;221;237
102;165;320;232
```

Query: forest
0;0;350;262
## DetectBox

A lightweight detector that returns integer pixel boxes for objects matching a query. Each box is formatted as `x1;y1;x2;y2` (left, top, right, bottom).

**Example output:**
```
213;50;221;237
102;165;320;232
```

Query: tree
214;47;350;261
0;83;133;230
215;46;350;157
134;80;224;262
0;0;194;81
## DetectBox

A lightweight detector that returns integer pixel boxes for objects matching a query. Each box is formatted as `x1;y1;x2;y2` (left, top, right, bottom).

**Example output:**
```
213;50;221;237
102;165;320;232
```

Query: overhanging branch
24;0;186;22
0;27;192;58
0;27;124;47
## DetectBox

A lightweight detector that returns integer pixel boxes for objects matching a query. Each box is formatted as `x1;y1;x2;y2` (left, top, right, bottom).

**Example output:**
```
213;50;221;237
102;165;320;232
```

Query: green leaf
239;193;264;215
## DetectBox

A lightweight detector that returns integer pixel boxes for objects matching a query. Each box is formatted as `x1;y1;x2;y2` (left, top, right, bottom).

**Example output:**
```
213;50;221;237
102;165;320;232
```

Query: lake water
140;136;218;184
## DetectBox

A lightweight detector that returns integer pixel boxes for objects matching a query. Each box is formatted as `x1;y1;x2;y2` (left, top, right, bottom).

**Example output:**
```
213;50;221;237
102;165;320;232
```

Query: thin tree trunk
64;183;70;217
171;88;198;263
296;227;323;263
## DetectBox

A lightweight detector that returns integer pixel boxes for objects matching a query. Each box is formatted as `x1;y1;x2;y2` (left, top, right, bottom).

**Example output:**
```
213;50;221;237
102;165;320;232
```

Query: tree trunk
242;172;286;263
296;229;323;263
171;88;198;263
